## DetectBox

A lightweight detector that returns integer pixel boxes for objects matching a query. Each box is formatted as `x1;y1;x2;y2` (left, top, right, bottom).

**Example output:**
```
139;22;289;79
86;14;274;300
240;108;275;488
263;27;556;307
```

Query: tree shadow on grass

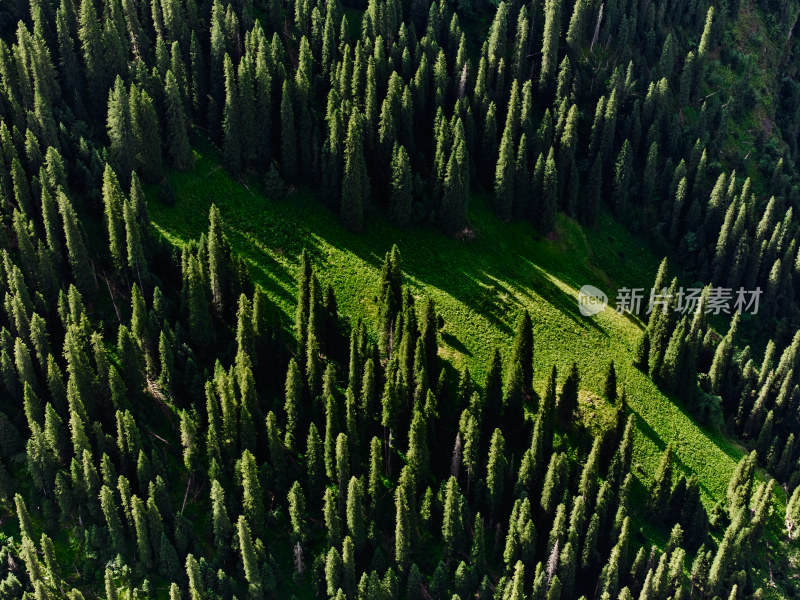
160;152;618;365
292;208;614;344
442;331;473;357
630;406;666;453
629;404;726;505
225;228;296;303
518;258;609;336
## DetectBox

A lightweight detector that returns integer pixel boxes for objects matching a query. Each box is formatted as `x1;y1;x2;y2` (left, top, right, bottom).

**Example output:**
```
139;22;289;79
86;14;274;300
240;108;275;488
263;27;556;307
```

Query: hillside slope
153;142;753;521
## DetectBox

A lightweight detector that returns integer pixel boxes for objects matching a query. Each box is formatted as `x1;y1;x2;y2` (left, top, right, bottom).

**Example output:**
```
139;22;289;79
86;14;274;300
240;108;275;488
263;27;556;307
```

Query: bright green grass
150;141;749;516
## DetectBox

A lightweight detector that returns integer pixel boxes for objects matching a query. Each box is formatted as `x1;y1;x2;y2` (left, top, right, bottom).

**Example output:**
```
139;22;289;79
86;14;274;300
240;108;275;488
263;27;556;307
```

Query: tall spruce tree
341;111;368;232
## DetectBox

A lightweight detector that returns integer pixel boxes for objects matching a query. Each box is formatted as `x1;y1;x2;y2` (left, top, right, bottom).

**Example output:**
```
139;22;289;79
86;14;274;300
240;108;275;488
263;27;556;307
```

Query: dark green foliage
164;70;192;170
604;361;617;404
0;0;793;597
557;361;579;426
341;111;368;232
512;310;534;393
389;144;413;226
647;444;674;519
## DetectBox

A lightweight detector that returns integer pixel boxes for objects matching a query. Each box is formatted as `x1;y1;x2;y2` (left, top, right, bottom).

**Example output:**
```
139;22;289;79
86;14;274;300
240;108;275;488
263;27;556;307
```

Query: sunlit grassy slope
150;143;749;515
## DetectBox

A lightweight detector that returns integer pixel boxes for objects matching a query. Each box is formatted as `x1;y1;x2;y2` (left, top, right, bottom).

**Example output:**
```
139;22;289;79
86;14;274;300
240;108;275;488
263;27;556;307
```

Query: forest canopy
0;0;798;596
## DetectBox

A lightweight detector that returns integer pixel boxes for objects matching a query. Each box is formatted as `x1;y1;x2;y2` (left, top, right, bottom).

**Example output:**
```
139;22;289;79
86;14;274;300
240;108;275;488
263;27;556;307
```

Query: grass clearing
150;140;750;518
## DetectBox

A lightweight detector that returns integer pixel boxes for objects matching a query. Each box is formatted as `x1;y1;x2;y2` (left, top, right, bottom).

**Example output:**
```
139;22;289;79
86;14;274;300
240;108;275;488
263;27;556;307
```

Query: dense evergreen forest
0;0;799;596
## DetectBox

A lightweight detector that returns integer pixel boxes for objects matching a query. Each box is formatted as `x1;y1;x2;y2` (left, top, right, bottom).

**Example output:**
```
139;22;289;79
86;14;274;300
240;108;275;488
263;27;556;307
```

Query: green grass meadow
149;142;755;519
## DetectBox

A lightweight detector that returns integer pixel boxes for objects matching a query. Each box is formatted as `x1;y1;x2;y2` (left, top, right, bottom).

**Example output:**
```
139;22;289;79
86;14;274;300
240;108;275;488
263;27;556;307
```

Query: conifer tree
78;0;105;107
238;515;263;590
486;428;507;518
186;554;205;600
389;143;413;226
514;135;532;218
281;80;298;182
697;7;715;61
241;450;265;534
510;310;534;392
709;312;739;396
541;147;558;233
102;164;126;270
440;119;469;234
58;191;95;296
557;361;579;425
130;86;163;182
494;128;515;220
100;484;126;555
211;479;233;551
238;58;258;169
647;444;674;518
107;77;134;177
442;476;465;556
341;111;368;232
306;423;324;505
346;476;366;550
395;485;411;570
613;140;633;216
131;496;152;568
165;70;192;170
285;359;302;450
336;432;350;505
483;349;503;435
540;0;562;91
222;55;241;174
566;0;587;51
